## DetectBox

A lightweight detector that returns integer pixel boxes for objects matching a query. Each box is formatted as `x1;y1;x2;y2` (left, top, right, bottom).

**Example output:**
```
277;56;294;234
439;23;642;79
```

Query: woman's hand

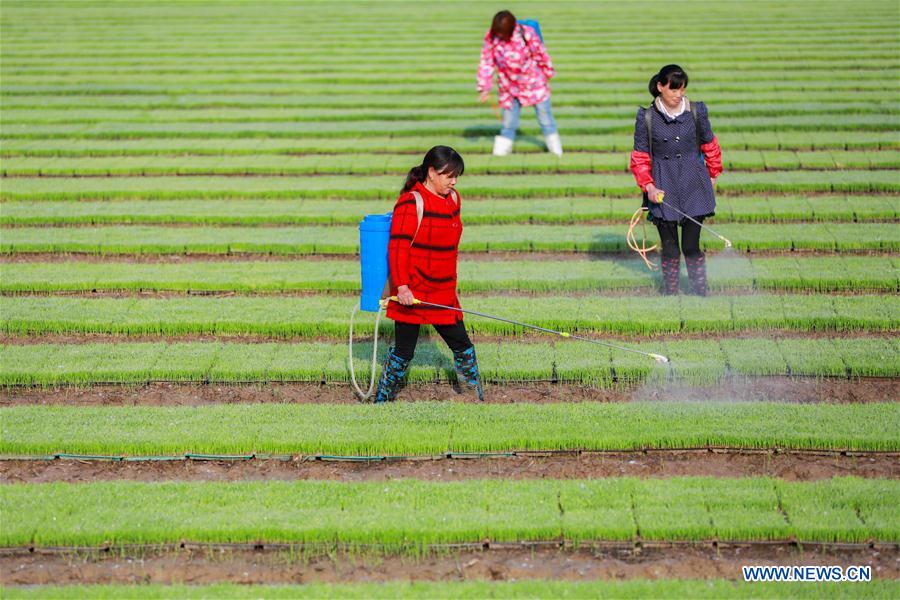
646;184;665;203
711;177;717;188
478;90;491;103
396;285;416;306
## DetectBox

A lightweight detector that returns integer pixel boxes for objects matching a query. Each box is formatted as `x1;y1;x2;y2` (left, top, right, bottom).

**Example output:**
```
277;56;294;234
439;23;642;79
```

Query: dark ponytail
649;64;689;97
402;145;465;193
490;10;516;41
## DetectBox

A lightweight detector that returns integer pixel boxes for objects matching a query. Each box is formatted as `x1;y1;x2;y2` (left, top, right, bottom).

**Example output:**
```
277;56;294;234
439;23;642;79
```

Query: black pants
393;321;473;361
655;217;704;259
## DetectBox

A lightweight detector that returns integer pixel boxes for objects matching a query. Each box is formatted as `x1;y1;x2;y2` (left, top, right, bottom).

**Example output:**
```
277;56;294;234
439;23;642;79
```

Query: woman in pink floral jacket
477;10;562;157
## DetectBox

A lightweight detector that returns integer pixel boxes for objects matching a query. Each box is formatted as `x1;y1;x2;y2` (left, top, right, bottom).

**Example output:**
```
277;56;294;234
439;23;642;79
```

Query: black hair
649;64;689;97
490;10;516;41
402;146;465;193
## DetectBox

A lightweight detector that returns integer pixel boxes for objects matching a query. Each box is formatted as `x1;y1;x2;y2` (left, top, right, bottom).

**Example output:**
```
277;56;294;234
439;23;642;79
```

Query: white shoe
544;132;563;157
492;135;514;156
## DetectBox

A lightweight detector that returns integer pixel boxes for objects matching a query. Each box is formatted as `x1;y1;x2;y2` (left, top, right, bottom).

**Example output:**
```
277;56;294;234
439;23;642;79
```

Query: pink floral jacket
476;24;555;109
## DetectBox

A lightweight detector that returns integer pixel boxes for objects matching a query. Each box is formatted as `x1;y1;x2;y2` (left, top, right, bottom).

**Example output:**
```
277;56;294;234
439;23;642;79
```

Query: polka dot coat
633;101;718;222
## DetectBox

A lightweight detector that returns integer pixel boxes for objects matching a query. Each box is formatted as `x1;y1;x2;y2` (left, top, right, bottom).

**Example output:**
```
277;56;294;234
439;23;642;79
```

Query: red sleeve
630;150;654;191
388;193;418;288
701;136;723;179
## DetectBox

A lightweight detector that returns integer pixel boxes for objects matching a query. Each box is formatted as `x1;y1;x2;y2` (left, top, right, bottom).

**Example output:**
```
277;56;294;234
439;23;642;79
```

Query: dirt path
2;544;896;585
2;379;896;407
2;450;897;485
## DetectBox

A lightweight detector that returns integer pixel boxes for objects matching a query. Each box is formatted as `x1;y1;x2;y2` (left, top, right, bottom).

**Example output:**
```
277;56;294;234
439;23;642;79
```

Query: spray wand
382;297;669;363
655;192;732;248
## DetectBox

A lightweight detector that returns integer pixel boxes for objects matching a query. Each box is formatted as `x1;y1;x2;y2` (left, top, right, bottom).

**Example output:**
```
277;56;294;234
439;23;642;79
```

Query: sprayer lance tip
723;239;733;248
650;354;669;364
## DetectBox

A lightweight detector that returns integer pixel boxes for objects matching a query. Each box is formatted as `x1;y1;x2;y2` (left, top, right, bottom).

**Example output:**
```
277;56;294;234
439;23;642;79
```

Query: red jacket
386;182;463;325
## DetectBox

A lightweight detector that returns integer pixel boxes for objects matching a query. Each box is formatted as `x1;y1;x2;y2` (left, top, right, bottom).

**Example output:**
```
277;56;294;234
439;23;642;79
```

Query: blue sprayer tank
359;212;392;312
519;18;543;42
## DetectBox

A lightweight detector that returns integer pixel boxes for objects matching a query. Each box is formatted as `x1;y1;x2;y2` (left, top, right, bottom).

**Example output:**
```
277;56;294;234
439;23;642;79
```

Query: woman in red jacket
375;146;483;403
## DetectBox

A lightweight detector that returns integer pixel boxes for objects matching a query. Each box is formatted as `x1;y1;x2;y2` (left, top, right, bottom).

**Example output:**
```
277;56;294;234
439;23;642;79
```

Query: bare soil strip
2;379;897;407
2;544;897;585
2;449;897;485
2;249;896;263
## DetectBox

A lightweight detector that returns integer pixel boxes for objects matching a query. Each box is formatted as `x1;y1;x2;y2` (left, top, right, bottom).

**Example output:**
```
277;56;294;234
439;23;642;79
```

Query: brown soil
2;544;897;586
2;378;897;407
2;450;897;485
2;249;896;263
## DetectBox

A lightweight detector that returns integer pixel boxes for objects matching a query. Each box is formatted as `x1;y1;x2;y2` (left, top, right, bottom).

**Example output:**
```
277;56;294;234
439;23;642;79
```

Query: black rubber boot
685;254;708;296
374;346;411;403
660;256;681;295
452;346;484;401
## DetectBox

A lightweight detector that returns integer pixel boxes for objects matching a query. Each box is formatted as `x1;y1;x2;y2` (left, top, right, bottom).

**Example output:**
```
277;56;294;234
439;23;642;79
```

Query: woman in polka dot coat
630;65;723;295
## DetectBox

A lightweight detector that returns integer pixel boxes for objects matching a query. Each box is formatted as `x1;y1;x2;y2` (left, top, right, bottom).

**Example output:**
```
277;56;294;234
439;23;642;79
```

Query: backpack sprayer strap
411;191;424;243
411;189;458;244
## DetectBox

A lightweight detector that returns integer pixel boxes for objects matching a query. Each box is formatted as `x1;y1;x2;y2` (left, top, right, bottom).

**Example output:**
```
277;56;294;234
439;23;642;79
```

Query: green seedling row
3;113;897;141
1;195;895;227
2;150;898;178
2;223;896;255
2;256;895;294
3;172;897;202
3;64;897;85
5;401;896;455
3;99;899;123
2;294;895;338
1;476;897;546
1;337;896;387
2;80;896;101
3;131;897;157
7;89;894;118
5;580;900;600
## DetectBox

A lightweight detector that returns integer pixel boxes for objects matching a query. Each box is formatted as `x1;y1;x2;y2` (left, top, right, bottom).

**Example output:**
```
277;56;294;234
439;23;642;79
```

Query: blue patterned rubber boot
453;346;485;401
374;347;411;404
685;255;708;296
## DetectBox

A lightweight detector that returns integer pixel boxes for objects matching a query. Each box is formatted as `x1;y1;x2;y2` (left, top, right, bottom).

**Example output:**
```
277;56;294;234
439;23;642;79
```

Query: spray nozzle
650;353;670;364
